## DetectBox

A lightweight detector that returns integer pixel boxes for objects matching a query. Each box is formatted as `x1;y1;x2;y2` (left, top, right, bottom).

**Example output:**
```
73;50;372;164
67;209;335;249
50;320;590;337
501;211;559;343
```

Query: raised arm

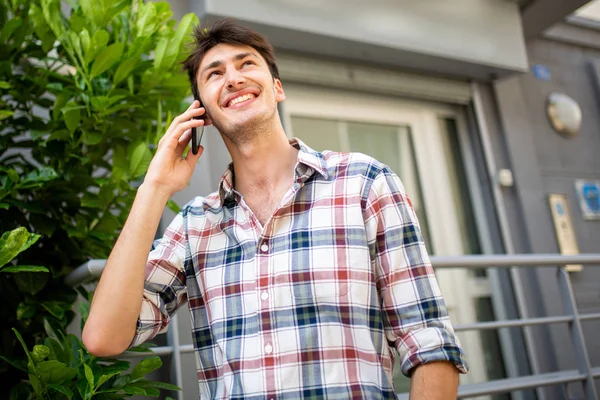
82;101;205;356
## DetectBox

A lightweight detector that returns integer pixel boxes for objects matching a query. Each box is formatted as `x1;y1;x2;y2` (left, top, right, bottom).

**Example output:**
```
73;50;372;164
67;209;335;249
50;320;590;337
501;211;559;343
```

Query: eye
242;60;255;67
207;70;222;79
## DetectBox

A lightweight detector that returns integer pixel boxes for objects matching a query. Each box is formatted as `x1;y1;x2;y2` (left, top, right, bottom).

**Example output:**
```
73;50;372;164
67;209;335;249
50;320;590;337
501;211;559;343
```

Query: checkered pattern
133;138;468;399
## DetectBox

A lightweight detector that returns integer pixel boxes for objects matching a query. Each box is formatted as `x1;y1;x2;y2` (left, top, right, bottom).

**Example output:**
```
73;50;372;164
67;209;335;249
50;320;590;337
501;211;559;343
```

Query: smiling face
196;43;286;144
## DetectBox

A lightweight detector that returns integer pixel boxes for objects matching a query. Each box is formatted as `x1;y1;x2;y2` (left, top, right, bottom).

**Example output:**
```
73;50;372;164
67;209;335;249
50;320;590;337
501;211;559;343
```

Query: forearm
83;183;171;356
410;361;459;400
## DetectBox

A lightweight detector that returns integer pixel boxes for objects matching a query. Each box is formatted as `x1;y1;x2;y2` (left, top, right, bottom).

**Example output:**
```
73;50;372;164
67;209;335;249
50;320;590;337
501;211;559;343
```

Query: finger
174;129;192;158
161;102;204;142
163;119;205;149
178;129;192;145
185;144;203;168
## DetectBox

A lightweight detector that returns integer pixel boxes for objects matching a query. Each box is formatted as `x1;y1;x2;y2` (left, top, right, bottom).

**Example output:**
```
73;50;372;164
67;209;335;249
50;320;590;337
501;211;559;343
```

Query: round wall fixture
546;92;582;138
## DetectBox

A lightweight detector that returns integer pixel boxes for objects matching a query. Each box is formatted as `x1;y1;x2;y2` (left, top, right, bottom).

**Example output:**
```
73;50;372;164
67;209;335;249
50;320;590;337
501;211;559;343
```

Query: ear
274;78;286;103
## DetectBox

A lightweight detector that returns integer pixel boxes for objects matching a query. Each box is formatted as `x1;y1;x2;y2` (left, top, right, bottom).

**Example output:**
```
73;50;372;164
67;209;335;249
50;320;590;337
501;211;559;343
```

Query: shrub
0;0;197;396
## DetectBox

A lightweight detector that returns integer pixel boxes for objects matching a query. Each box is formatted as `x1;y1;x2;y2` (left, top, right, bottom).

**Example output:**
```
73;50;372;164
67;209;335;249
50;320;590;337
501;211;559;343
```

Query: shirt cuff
398;326;469;376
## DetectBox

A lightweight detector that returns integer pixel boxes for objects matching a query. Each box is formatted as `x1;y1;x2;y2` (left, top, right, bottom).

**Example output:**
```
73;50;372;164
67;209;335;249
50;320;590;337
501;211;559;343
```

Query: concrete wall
494;23;600;397
185;0;528;80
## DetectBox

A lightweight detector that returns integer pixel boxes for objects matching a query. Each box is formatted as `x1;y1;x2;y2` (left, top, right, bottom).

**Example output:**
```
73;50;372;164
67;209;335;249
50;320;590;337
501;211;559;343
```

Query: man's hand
143;100;206;197
410;361;459;399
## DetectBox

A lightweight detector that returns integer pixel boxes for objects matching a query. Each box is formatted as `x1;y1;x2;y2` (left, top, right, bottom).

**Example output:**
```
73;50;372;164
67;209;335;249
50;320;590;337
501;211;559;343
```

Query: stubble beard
213;105;277;146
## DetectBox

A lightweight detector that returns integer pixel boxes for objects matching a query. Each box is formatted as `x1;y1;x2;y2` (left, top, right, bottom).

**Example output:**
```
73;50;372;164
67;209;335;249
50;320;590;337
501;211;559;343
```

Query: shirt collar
218;137;329;206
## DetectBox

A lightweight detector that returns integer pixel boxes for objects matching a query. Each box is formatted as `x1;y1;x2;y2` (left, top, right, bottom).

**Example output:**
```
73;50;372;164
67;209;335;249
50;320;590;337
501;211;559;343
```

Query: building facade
156;1;600;398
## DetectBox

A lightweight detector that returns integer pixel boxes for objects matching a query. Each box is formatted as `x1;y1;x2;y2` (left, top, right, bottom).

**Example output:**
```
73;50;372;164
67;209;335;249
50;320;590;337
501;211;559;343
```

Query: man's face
196;43;285;141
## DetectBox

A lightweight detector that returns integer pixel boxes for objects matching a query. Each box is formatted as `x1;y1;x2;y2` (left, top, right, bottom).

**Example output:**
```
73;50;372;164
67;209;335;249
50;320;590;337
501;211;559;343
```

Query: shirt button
260;243;269;252
265;343;273;354
261;291;269;301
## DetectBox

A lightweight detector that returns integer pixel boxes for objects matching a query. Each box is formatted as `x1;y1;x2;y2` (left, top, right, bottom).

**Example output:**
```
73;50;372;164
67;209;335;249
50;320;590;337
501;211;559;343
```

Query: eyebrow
200;52;259;79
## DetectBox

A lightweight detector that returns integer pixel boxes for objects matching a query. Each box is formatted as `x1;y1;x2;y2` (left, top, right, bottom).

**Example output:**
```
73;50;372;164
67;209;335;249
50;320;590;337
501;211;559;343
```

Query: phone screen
191;97;205;155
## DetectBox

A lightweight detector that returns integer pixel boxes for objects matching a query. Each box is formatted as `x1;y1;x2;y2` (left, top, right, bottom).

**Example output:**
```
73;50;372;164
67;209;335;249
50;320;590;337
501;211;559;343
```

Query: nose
224;66;246;90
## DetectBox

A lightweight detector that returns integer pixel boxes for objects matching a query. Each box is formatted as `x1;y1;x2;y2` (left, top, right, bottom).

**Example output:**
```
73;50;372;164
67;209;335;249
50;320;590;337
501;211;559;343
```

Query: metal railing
66;254;600;400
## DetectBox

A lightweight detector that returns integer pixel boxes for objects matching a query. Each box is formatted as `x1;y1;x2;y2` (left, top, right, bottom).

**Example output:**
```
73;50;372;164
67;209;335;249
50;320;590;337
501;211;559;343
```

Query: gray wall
190;0;528;80
494;23;600;397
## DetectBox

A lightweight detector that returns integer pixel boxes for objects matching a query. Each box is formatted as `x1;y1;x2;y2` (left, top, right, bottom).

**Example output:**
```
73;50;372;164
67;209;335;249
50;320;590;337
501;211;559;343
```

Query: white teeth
229;94;254;106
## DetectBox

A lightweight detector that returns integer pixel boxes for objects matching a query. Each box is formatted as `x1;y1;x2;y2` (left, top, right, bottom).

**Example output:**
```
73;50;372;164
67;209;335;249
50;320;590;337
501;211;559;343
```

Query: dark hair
182;18;280;100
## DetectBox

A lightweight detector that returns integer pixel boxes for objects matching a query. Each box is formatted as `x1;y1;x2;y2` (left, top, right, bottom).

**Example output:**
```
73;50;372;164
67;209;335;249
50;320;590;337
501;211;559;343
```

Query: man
83;18;467;399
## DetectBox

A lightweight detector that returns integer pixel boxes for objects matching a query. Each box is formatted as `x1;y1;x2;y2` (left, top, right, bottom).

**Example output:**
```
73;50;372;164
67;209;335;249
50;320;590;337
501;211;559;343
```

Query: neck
222;118;298;197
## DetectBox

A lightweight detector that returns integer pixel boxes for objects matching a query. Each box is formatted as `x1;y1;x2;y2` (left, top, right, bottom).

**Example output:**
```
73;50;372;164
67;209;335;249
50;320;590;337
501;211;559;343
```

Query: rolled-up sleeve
130;211;189;347
364;167;468;376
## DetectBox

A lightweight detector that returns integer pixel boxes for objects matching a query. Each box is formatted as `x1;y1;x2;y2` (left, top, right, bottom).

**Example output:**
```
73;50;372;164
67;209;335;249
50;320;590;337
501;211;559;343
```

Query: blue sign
532;64;551;81
575;180;600;220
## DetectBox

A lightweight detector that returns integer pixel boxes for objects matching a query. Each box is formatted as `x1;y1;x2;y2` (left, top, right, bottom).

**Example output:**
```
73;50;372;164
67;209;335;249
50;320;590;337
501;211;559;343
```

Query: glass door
282;83;499;393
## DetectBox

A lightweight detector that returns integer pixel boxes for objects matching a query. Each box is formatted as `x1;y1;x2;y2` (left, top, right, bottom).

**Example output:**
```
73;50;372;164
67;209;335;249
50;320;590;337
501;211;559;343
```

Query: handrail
65;254;600;286
65;254;600;399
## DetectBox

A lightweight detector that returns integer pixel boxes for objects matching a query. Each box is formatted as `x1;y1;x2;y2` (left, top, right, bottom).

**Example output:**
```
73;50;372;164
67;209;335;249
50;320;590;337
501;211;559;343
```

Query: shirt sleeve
130;210;189;347
363;166;468;376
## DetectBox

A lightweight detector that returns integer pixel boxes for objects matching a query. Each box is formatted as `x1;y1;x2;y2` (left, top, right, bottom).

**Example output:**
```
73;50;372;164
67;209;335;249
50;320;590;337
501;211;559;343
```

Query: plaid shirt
133;138;468;399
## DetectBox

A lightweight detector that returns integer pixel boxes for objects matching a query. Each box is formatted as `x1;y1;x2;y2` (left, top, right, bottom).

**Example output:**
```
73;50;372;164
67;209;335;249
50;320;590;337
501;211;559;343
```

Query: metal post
556;267;598;400
472;82;543;400
167;313;184;400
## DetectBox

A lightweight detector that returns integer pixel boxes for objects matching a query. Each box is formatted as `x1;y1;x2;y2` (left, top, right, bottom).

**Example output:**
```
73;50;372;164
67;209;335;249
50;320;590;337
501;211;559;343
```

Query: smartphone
191;96;205;155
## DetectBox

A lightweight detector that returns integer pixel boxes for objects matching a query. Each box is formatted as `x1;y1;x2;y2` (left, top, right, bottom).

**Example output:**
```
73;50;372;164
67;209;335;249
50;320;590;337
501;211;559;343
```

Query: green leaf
123;385;159;396
29;213;58;237
32;345;50;363
30;374;44;396
53;92;70;120
80;192;103;208
14;272;49;295
20;167;59;186
5;168;19;182
0;81;11;89
78;300;90;326
84;363;95;391
0;203;9;210
135;379;181;391
0;354;28;374
0;227;41;269
29;4;56;52
85;131;104;145
0;18;22;42
0;110;14;120
2;265;49;273
101;360;130;375
114;57;139;86
41;301;67;319
47;384;73;397
79;0;103;31
135;2;157;38
95;372;120;389
44;317;64;343
166;199;180;214
46;82;63;92
37;360;77;383
90;42;124;79
16;302;36;320
12;328;35;368
80;29;91;56
128;142;152;179
85;30;110;65
153;37;169;70
162;13;198;70
64;105;81;133
130;356;162;380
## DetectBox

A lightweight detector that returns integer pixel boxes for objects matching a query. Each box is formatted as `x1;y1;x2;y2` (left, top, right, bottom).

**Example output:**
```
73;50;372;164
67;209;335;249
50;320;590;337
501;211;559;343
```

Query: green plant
1;0;197;395
4;322;181;399
1;227;180;399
